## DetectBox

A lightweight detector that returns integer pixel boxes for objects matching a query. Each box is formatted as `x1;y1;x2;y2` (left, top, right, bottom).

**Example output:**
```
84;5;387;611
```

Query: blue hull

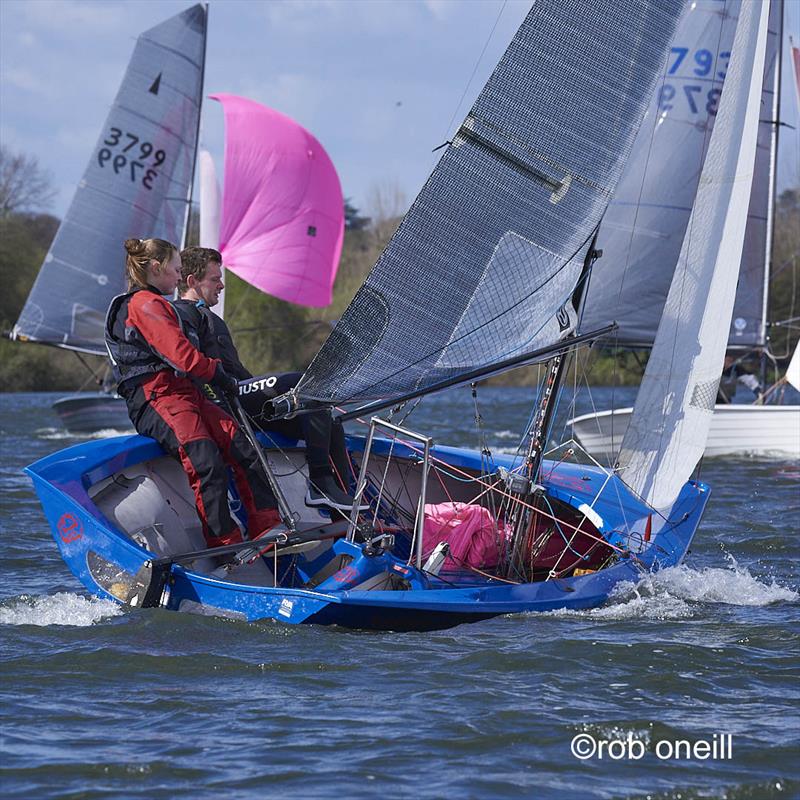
24;434;710;631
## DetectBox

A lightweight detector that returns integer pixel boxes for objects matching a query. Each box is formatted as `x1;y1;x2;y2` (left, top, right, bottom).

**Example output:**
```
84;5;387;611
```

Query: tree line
1;145;798;393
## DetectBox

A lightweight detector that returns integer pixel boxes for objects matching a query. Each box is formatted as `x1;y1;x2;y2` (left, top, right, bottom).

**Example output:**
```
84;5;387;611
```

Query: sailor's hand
211;365;240;397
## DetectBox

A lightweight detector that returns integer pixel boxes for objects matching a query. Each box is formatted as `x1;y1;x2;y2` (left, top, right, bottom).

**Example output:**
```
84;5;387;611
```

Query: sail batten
12;4;207;355
295;0;685;407
617;0;771;510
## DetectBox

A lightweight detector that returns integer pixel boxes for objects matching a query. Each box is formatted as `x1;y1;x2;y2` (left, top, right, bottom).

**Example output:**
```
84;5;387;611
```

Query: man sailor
716;353;764;404
172;247;366;512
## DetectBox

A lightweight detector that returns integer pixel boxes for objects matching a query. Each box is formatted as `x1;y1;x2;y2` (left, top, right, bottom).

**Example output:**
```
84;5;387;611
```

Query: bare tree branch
0;146;56;217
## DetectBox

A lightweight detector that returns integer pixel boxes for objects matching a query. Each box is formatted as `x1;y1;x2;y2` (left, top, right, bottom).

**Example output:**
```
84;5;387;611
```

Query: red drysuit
105;287;279;546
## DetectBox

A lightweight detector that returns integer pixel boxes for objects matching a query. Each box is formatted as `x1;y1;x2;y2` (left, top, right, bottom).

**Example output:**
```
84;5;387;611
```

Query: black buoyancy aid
172;298;252;381
104;289;173;388
171;299;209;355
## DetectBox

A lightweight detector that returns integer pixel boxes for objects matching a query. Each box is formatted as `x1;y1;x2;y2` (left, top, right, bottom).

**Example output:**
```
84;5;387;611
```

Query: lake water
1;390;798;799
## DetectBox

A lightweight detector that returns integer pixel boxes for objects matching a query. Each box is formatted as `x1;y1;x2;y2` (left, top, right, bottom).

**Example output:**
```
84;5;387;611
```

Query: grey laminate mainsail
12;4;207;354
294;0;685;407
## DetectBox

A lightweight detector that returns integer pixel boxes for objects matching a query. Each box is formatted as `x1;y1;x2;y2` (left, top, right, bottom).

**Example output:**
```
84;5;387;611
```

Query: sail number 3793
97;127;165;189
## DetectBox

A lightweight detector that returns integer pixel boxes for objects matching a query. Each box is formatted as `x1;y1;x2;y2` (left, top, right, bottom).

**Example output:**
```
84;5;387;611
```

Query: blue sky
1;0;798;222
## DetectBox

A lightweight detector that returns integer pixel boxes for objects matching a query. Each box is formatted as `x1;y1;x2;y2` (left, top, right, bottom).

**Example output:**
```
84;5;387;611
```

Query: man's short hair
179;246;222;294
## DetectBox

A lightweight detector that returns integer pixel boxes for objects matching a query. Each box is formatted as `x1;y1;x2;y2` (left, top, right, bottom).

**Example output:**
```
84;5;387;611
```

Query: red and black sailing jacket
104;287;221;400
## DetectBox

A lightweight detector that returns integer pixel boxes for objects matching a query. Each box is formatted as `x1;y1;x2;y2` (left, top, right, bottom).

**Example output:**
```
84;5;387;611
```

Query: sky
1;0;799;222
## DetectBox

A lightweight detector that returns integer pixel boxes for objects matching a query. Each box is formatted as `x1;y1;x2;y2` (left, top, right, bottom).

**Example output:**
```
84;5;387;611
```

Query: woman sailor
104;238;281;548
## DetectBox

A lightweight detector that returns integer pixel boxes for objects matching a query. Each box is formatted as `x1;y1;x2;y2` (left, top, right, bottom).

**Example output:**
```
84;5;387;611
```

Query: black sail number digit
98;127;165;188
103;127;122;146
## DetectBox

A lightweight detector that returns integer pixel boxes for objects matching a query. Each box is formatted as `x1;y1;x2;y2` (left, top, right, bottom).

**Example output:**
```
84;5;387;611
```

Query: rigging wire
440;1;509;147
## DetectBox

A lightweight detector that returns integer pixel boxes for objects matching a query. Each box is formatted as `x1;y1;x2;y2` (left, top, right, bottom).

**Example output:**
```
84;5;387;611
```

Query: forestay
294;0;685;406
617;0;771;510
12;5;207;354
580;0;780;350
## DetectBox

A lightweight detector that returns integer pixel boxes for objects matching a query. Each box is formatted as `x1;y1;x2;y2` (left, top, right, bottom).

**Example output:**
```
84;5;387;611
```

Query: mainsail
294;0;686;407
212;94;344;308
580;0;781;350
617;0;771;509
12;5;207;354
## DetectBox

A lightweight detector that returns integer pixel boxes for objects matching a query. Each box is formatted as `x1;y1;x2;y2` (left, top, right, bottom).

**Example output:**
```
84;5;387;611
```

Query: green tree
768;188;800;363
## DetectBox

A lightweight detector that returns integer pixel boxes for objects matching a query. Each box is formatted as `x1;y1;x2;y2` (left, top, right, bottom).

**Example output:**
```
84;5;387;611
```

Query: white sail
198;149;224;317
786;342;800;392
617;0;771;510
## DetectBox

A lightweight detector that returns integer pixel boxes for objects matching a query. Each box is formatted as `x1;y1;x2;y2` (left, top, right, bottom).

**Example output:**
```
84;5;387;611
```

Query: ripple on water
2;389;799;799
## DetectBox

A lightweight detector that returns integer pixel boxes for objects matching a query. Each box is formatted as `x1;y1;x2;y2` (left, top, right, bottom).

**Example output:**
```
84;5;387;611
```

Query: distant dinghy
570;0;800;459
12;4;208;433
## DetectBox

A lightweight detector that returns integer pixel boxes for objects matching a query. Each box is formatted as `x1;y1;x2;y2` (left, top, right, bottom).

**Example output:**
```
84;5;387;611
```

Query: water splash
648;556;798;606
36;427;132;441
552;585;694;621
0;593;122;627
546;558;797;621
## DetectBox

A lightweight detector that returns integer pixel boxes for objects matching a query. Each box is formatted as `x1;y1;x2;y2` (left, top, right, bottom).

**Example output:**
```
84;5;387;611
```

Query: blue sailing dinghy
25;430;709;632
24;0;769;631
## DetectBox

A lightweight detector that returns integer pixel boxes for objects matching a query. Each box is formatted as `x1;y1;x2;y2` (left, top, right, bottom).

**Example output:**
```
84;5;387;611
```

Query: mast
761;0;783;383
525;235;601;484
181;2;208;250
502;239;602;581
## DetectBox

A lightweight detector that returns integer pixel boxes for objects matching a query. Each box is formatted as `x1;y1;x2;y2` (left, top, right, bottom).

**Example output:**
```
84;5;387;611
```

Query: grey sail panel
618;0;770;509
581;0;741;346
728;0;781;348
582;0;780;349
13;4;206;354
296;0;685;406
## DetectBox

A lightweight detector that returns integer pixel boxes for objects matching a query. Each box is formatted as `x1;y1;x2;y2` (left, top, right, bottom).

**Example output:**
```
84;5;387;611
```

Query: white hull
569;404;800;459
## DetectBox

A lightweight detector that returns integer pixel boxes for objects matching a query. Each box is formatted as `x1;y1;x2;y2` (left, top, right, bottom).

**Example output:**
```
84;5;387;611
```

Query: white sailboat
570;0;800;460
11;4;208;433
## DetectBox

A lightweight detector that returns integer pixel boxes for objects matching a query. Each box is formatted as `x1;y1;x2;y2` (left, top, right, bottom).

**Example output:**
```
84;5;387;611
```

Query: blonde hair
123;238;177;290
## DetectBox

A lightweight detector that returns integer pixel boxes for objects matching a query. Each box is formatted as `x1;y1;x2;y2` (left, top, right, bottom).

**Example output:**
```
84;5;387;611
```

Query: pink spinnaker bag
422;502;506;569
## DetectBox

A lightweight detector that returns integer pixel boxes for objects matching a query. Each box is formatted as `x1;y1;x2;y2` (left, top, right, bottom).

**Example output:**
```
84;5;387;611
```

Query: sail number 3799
97;128;165;190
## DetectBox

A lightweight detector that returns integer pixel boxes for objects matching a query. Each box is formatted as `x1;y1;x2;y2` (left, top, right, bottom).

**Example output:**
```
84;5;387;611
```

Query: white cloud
16;0;123;35
2;67;47;94
423;0;452;22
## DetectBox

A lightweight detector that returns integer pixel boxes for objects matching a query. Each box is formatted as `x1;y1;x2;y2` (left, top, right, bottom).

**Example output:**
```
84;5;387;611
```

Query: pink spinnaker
211;93;344;307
